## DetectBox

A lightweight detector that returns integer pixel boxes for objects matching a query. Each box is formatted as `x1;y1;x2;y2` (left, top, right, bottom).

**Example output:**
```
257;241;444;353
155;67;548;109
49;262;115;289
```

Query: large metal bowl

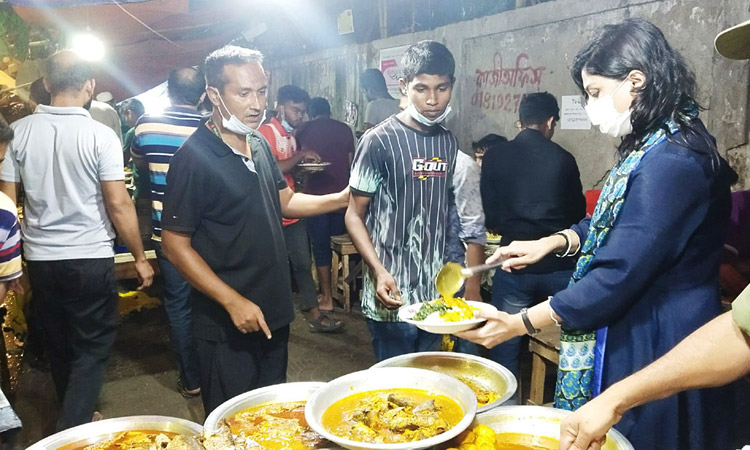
372;352;517;413
469;405;634;449
26;416;203;450
203;381;326;432
305;367;478;450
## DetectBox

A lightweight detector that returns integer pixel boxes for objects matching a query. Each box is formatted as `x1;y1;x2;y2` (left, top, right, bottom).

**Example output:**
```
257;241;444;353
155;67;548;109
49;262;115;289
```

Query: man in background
480;92;585;380
0;51;152;429
118;98;145;164
259;85;326;329
360;68;399;131
296;97;353;331
131;67;206;399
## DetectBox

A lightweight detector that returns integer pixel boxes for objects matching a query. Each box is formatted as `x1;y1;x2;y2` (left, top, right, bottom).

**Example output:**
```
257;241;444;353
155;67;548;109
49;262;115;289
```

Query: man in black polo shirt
161;46;349;413
480;92;586;381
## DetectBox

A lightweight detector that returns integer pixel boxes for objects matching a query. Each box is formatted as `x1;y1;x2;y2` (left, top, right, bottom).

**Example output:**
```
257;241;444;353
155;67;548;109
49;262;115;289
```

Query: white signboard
379;45;410;98
560;95;591;130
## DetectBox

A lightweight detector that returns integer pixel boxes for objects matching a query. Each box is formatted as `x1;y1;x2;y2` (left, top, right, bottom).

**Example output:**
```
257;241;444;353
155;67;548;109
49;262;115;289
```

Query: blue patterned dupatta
553;120;683;411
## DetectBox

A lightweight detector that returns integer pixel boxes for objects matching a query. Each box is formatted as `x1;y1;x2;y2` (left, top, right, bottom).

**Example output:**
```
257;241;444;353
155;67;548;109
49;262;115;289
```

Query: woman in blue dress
459;19;737;449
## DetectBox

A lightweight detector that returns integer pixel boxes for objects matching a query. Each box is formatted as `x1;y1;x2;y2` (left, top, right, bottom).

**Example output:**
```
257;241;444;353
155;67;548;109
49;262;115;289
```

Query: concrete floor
11;298;378;449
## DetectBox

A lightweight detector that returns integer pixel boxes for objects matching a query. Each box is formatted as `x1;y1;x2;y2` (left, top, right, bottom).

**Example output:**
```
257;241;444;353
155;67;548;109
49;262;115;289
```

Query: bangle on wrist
565;229;581;256
553;231;572;257
520;307;540;335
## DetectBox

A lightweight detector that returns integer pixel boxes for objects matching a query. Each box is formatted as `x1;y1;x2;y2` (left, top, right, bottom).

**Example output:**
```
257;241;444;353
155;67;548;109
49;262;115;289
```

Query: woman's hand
488;235;565;272
454;309;526;348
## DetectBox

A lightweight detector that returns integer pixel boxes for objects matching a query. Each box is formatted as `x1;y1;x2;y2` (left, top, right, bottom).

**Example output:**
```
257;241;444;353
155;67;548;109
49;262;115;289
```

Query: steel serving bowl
372;352;517;413
26;415;203;450
305;367;478;450
203;381;327;433
470;405;634;449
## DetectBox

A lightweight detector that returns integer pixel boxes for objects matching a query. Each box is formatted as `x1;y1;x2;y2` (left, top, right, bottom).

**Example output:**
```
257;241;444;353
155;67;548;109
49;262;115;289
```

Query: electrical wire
110;0;184;49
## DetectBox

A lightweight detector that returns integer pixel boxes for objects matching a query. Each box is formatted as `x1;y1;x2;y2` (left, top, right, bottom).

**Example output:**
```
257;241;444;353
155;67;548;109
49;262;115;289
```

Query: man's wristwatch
520;307;540;335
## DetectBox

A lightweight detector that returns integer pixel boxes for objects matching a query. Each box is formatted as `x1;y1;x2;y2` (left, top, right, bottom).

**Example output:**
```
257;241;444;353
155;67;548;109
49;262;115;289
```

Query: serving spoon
435;261;504;299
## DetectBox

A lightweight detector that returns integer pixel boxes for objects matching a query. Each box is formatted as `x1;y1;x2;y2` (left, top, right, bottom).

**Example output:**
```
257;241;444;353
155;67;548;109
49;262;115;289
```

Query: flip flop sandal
307;314;344;333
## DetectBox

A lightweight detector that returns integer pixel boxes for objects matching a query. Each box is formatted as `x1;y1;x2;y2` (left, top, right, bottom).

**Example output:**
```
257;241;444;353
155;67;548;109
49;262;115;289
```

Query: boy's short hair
400;40;455;84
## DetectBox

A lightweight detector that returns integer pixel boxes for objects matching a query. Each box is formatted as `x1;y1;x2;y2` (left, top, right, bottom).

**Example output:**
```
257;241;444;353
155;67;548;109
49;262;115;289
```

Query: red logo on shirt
412;157;448;180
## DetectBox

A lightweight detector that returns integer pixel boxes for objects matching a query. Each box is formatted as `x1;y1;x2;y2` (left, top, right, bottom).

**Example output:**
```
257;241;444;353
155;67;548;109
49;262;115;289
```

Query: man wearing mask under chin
346;40;460;361
160;46;350;413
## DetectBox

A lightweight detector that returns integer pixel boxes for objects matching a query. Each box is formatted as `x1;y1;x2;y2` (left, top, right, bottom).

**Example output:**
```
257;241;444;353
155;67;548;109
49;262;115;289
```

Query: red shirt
259;117;299;226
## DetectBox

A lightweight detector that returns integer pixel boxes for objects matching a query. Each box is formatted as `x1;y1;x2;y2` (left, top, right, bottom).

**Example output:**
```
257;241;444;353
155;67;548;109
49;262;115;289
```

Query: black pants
27;258;118;431
196;325;290;416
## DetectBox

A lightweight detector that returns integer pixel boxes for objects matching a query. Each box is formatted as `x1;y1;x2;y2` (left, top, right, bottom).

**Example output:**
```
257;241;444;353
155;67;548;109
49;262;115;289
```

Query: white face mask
584;79;633;138
214;89;261;135
405;103;453;127
280;119;294;133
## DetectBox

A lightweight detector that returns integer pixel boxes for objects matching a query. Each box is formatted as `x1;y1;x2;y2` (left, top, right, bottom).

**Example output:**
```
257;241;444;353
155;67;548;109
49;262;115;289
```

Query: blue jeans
155;242;201;390
488;269;572;377
306;212;346;267
366;320;478;361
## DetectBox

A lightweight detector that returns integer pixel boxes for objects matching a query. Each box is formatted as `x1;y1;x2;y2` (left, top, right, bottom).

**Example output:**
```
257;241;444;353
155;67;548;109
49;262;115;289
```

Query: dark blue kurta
550;126;734;450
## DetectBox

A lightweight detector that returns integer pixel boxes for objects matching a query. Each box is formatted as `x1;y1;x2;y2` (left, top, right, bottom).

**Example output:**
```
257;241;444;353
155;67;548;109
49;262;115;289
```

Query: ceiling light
71;33;106;61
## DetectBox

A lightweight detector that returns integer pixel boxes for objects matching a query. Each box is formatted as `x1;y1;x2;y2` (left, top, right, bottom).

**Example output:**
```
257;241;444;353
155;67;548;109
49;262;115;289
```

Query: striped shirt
350;116;458;321
0;192;22;282
131;106;204;241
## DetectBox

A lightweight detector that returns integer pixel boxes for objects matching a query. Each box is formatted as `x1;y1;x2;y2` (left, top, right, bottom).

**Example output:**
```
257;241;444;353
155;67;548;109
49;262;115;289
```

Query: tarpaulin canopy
4;0;148;8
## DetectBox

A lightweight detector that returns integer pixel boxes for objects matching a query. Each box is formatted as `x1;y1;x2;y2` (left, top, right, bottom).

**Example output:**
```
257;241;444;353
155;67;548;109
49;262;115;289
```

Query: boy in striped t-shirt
346;41;460;361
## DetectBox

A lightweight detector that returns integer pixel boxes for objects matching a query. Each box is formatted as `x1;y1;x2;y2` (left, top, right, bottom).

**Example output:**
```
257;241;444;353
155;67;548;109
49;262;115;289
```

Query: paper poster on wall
560;95;591;130
379;45;410;97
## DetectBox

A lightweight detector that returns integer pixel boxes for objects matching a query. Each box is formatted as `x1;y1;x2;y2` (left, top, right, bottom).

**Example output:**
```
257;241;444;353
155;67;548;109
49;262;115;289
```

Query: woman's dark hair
571;19;716;162
400;40;455;84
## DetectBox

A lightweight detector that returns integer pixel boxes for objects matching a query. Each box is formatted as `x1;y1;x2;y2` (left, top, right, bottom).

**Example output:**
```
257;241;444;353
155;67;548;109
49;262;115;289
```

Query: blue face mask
405;103;453;127
281;119;294;133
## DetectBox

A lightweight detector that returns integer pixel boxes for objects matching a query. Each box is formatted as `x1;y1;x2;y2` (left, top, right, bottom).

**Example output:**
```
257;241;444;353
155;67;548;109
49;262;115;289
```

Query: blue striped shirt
131;106;204;240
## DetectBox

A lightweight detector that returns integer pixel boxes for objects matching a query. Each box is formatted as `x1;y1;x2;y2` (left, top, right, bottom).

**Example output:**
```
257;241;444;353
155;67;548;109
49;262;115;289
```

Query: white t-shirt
1;105;125;260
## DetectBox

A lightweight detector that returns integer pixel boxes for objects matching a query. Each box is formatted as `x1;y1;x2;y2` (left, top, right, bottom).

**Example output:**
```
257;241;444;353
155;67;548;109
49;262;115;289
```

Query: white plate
399;300;497;334
298;162;331;168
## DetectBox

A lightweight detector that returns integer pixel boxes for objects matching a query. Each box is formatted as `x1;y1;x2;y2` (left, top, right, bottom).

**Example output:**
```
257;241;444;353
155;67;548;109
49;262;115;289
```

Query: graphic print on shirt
412;157;449;180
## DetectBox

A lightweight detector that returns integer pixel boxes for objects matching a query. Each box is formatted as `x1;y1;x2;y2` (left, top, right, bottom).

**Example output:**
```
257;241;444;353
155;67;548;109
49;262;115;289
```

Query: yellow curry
228;401;327;450
321;388;463;443
449;424;559;450
58;430;181;450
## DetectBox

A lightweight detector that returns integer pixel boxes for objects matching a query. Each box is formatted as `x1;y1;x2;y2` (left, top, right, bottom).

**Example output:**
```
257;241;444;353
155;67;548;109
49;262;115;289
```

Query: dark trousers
489;269;571;377
196;325;290;416
283;221;318;311
27;258;118;431
154;243;200;390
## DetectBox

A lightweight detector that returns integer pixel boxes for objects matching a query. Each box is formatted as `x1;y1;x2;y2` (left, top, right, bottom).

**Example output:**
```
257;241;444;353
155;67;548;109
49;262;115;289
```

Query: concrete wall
265;0;750;190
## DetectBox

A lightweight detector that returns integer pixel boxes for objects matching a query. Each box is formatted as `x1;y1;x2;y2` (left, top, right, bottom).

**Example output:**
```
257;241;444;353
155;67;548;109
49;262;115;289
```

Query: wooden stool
330;234;361;313
527;326;560;405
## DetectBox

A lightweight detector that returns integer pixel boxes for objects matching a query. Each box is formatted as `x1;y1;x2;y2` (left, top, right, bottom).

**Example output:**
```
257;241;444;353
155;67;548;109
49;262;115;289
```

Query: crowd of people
0;12;747;450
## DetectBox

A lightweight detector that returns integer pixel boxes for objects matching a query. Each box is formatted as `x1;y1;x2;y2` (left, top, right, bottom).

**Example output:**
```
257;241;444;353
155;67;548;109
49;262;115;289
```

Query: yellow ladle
435;261;504;299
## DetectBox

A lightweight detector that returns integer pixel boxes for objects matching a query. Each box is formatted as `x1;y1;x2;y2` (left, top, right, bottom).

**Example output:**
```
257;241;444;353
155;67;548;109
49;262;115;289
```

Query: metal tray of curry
203;381;339;449
26;416;203;450
372;352;517;413
463;405;634;449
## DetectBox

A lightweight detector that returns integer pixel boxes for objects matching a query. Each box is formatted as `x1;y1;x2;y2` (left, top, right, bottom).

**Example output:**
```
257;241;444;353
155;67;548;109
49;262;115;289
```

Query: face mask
405;103;453;127
214;89;256;135
281;119;294;133
584;79;633;138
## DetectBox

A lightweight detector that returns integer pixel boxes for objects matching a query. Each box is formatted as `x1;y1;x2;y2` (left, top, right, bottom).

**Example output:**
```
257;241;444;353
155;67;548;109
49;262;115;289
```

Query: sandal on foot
177;379;201;398
307;314;344;333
